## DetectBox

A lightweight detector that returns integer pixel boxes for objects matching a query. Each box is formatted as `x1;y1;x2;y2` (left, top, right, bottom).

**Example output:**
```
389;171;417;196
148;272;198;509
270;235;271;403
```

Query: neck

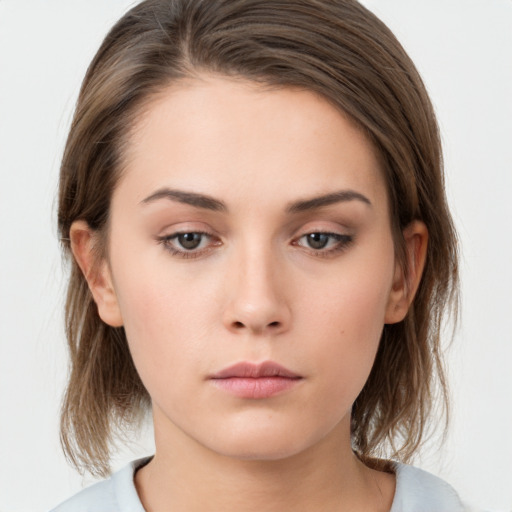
134;413;395;512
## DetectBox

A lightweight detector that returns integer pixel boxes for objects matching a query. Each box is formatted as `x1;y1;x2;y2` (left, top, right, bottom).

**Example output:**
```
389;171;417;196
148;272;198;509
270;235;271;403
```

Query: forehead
115;75;388;214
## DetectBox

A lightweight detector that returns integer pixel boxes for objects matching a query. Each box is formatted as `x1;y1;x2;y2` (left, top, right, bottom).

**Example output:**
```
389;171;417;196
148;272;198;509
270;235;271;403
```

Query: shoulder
391;462;466;512
50;457;151;512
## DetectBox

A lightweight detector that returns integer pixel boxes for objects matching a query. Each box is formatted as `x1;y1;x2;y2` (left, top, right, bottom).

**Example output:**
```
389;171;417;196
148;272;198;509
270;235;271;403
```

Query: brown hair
58;0;459;477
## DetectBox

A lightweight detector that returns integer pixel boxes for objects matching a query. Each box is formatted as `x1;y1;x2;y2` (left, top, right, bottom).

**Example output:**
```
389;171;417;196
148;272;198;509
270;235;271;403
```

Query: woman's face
90;76;408;460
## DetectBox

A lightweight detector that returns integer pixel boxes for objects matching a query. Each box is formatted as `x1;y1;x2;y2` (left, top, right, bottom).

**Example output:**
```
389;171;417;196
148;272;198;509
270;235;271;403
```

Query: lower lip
210;377;302;399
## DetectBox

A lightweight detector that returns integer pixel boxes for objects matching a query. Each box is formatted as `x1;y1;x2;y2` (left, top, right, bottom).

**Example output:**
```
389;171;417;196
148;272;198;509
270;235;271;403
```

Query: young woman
51;0;464;510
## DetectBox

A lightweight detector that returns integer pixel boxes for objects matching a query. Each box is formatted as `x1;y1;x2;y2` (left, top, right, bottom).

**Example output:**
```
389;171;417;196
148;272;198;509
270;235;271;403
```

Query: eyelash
156;231;219;259
293;232;354;257
156;231;354;259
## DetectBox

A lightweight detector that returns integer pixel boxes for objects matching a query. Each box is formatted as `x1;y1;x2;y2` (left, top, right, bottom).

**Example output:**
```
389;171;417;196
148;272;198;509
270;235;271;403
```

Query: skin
71;75;427;512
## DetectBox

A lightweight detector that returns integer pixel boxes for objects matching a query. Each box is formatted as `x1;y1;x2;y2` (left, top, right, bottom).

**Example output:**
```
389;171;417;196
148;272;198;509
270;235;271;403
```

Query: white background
0;1;511;511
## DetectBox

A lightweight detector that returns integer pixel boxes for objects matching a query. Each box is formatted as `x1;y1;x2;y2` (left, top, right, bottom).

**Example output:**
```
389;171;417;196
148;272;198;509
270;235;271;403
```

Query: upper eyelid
290;218;353;235
293;228;352;240
157;222;216;235
294;232;352;245
156;225;353;247
158;228;350;241
165;229;213;237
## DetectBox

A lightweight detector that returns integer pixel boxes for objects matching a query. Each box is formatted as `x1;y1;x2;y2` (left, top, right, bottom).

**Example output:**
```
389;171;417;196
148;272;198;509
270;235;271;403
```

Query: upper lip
210;361;302;379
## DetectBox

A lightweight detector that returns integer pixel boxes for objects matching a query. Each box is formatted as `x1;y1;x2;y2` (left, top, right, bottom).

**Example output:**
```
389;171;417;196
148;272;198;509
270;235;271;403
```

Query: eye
294;232;353;255
175;232;204;250
156;231;220;258
302;233;332;250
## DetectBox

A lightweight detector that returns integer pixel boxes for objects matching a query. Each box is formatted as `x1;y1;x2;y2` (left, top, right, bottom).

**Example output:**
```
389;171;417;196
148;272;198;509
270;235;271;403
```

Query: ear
385;220;428;324
69;220;123;327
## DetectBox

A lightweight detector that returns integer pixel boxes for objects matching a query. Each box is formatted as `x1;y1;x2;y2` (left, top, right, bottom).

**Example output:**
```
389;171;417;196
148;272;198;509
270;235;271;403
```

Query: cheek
303;251;395;399
111;257;212;386
310;253;393;343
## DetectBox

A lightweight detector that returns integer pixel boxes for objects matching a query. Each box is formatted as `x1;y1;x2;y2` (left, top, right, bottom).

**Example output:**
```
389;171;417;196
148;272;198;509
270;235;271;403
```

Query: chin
201;419;329;462
213;439;308;462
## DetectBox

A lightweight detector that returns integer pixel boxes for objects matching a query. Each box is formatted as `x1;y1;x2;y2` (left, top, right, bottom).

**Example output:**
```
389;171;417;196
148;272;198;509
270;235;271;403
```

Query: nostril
231;320;281;330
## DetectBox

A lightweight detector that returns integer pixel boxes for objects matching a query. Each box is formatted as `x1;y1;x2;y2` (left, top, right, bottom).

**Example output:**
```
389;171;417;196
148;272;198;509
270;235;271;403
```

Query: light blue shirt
51;456;467;511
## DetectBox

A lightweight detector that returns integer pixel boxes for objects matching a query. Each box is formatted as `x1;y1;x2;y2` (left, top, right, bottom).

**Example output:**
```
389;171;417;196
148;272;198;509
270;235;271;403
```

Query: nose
222;246;291;336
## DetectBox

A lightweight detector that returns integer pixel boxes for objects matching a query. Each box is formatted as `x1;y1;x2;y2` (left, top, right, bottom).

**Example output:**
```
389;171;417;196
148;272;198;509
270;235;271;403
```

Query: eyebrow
286;190;372;213
141;188;227;212
140;187;371;213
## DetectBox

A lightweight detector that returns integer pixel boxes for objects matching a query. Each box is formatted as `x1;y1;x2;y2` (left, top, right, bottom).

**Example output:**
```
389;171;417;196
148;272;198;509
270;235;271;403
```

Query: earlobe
385;220;428;324
69;220;123;327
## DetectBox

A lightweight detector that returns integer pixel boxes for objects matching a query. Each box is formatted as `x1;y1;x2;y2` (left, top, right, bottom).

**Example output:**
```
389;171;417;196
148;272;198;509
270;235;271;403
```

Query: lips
209;361;303;399
211;361;301;379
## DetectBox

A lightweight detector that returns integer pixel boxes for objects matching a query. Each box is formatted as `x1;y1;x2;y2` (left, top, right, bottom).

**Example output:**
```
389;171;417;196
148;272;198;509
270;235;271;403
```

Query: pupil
308;233;329;249
178;233;202;250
